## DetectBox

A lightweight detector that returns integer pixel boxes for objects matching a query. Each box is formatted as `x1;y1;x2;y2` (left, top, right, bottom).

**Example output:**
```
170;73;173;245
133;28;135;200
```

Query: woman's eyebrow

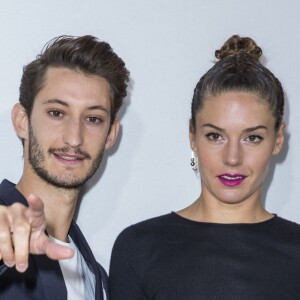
202;123;267;133
202;123;224;132
243;125;267;132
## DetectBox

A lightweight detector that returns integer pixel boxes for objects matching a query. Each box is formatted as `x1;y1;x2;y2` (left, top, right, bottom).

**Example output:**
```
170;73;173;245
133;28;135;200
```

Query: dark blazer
0;179;108;300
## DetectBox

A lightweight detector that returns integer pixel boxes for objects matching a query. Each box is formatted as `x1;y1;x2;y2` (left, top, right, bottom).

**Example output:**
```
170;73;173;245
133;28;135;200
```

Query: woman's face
190;91;284;205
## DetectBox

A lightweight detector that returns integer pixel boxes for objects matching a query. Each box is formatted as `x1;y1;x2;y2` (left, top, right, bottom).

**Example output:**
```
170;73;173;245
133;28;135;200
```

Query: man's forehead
34;67;112;112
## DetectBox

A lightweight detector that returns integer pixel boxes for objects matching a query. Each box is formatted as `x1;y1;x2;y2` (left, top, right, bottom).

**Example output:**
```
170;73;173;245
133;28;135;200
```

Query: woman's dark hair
190;35;284;132
19;35;130;123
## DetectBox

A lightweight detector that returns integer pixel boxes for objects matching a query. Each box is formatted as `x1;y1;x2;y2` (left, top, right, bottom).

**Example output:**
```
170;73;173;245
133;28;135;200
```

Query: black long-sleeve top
109;212;300;300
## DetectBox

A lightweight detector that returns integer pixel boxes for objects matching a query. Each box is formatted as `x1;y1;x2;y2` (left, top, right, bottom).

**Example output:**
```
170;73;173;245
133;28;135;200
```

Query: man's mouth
49;147;91;161
52;153;86;164
54;154;84;161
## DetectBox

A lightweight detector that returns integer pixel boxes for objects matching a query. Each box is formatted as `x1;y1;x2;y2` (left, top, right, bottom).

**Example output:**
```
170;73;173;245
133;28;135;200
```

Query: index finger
0;208;15;267
26;194;46;231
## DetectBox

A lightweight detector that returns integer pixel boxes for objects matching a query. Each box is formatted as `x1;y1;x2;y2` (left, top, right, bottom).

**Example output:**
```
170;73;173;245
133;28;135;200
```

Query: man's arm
0;194;74;273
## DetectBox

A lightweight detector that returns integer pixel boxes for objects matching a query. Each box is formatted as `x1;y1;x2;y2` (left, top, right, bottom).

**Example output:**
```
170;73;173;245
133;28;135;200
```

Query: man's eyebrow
202;123;268;132
87;105;109;114
43;99;68;107
43;99;109;113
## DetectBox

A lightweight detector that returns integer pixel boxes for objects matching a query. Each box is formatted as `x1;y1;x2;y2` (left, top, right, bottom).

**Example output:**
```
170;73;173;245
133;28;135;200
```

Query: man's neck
16;172;80;242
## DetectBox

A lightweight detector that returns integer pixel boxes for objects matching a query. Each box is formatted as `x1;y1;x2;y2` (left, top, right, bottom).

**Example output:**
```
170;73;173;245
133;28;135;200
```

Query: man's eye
206;132;222;141
48;110;64;117
87;117;102;124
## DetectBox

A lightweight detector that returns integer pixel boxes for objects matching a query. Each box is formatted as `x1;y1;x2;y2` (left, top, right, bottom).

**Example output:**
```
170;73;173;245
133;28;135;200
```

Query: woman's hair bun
215;34;262;61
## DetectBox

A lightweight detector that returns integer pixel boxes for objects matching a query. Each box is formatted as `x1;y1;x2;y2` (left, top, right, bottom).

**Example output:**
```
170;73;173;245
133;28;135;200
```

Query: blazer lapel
34;254;67;300
69;221;106;300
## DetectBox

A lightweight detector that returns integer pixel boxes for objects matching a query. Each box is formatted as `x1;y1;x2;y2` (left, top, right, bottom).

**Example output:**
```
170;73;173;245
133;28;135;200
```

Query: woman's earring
190;151;198;172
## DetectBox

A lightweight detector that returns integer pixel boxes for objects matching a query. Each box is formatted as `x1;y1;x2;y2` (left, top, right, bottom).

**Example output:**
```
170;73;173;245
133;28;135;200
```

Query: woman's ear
105;118;120;150
189;119;196;151
11;103;29;140
272;122;285;155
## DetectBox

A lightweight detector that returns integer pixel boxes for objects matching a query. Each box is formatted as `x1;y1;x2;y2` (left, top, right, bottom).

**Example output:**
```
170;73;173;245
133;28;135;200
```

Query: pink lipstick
218;174;246;187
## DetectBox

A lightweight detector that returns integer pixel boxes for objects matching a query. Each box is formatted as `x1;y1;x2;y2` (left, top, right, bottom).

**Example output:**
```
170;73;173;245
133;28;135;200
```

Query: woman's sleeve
108;226;148;300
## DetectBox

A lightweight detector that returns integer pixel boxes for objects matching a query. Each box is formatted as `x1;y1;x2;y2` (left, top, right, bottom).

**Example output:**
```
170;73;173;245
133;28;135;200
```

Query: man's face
25;67;118;189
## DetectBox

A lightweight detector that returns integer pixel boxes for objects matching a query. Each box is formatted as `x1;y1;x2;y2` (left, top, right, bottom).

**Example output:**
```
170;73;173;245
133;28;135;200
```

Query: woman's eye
48;110;64;118
206;132;222;141
245;135;263;143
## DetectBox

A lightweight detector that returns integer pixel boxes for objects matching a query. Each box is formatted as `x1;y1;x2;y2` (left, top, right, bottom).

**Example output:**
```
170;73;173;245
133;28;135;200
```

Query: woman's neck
177;193;273;224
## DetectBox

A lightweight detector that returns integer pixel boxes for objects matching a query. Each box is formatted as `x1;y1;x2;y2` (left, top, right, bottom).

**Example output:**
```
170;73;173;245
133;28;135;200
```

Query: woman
108;35;300;299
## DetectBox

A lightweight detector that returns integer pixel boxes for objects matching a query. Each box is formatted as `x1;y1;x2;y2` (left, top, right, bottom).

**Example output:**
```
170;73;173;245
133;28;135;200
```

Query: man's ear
105;118;120;150
272;122;285;155
11;103;29;140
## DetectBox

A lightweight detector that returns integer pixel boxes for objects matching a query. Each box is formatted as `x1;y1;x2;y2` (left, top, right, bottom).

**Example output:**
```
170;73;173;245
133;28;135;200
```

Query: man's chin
37;172;88;190
50;181;85;190
30;154;100;190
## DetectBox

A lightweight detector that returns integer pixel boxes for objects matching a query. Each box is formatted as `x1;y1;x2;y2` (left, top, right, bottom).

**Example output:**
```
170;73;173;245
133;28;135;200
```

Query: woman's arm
108;227;148;300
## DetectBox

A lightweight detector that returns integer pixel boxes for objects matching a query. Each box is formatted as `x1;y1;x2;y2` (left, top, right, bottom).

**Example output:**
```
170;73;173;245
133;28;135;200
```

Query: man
0;35;129;299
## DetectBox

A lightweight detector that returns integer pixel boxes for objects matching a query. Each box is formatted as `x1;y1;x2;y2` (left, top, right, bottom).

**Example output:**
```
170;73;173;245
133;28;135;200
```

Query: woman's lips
217;174;246;187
